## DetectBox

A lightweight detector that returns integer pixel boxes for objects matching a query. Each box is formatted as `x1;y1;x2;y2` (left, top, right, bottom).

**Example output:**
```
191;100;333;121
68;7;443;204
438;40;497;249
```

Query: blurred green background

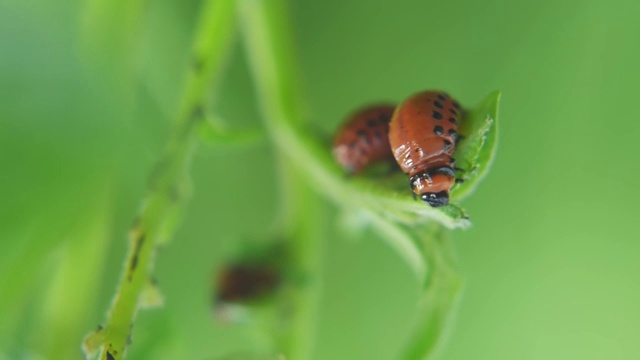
1;0;639;359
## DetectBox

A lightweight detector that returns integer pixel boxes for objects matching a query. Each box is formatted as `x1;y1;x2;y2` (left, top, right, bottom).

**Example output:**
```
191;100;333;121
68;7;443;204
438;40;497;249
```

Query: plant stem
238;2;464;360
237;0;428;284
400;228;463;360
237;1;324;358
281;164;325;359
83;2;236;359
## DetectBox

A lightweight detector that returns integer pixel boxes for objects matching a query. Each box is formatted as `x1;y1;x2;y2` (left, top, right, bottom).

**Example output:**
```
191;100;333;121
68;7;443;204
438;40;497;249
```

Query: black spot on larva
409;174;420;187
434;101;443;109
412;166;417;171
449;117;458;125
359;147;367;156
379;114;390;123
428;166;456;177
453;101;461;109
106;352;116;360
449;129;457;138
373;131;382;140
443;139;453;151
356;130;370;145
437;94;446;101
449;108;458;116
432;111;443;120
367;119;378;128
434;126;444;135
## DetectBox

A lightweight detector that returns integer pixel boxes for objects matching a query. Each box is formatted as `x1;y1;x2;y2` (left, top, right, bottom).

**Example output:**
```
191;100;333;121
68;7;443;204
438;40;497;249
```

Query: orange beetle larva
333;104;397;175
388;91;463;207
215;264;280;305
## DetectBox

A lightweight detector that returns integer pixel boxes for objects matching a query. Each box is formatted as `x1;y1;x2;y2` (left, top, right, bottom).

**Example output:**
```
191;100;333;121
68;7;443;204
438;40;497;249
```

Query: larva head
409;166;456;207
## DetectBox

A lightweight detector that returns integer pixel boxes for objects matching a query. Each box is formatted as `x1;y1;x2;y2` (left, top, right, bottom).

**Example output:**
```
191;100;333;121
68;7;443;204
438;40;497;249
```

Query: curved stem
400;228;463;360
238;0;421;283
238;0;468;285
82;1;237;359
366;211;428;283
238;1;323;358
238;2;464;360
281;166;325;359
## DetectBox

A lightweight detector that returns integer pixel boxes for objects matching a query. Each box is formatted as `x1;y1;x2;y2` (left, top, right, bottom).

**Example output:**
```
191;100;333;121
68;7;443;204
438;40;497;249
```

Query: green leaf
451;91;501;201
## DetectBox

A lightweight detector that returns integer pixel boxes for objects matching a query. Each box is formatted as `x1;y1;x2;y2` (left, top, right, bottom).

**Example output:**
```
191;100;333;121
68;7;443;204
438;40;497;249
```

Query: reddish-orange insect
333;104;397;174
214;264;280;304
388;91;463;207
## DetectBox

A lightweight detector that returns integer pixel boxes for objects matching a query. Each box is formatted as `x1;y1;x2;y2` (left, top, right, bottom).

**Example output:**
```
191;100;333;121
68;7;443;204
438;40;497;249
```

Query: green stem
281;166;325;359
237;1;323;358
238;0;468;289
83;2;236;359
238;2;464;359
366;212;429;284
400;228;463;360
237;0;425;279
